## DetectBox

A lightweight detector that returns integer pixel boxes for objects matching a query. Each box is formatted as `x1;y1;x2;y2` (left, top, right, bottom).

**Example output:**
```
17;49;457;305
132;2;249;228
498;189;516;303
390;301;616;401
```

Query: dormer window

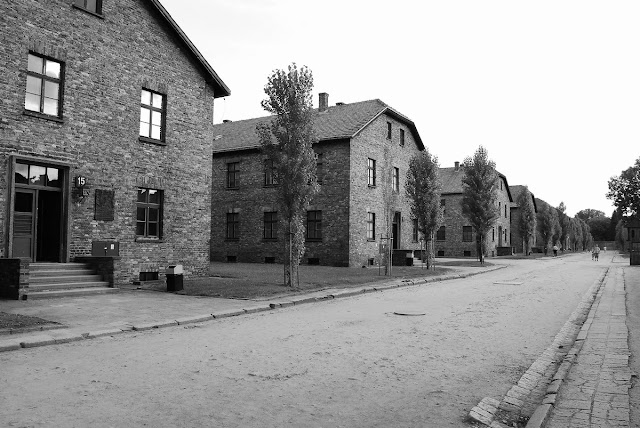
74;0;103;16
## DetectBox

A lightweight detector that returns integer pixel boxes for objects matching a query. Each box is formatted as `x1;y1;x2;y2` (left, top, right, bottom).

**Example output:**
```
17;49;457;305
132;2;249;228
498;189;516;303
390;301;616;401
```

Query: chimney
319;92;329;112
454;161;460;171
223;119;232;123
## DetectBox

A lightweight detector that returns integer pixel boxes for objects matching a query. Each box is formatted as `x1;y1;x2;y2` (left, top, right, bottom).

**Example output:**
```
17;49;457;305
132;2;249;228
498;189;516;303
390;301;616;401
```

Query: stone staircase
28;262;117;299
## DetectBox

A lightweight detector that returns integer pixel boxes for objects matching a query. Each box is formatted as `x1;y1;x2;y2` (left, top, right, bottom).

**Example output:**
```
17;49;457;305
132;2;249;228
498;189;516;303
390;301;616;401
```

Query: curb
468;267;609;428
0;265;506;354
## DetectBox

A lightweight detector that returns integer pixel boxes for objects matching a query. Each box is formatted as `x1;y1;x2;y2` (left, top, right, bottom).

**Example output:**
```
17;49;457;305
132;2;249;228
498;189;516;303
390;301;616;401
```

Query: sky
160;0;639;217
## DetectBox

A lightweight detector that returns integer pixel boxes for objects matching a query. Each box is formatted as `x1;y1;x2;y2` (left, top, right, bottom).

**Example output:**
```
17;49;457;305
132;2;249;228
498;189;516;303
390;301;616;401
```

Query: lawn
164;261;486;299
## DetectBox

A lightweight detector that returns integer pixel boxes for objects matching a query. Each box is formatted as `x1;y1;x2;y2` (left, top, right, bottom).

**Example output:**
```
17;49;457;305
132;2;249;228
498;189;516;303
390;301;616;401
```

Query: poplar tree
517;186;536;254
256;64;319;288
405;149;442;270
461;146;499;264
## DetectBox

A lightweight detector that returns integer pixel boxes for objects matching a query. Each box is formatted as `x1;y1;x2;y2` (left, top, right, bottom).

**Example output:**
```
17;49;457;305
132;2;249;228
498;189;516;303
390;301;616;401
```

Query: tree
556;202;571;250
615;219;625;251
461;146;499;264
405;149;443;269
580;219;592;251
576;208;605;222
537;203;559;252
607;157;640;218
516;186;536;254
588;216;612;241
256;64;319;288
570;217;583;251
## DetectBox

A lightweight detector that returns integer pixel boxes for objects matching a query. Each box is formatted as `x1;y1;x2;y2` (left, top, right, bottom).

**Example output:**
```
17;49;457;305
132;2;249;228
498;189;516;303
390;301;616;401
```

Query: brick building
436;162;513;258
0;0;230;297
210;94;425;267
509;185;538;254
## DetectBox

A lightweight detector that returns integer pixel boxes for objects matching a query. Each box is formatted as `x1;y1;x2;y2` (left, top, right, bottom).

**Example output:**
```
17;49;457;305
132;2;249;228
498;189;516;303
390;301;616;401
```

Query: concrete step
30;274;103;284
29;281;111;291
30;268;95;277
30;262;88;271
27;287;119;299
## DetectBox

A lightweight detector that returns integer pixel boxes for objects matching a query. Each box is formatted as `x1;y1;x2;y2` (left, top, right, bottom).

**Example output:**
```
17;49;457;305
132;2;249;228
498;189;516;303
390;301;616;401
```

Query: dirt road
1;253;606;427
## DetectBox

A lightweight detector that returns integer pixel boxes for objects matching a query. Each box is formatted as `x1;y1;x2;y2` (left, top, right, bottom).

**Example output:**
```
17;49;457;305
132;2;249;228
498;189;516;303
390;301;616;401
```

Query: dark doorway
498;225;503;246
392;212;401;249
36;190;62;262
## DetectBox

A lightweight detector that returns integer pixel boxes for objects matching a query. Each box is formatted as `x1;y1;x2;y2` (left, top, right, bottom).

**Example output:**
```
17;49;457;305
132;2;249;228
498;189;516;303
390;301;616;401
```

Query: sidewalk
0;264;504;353
538;261;636;427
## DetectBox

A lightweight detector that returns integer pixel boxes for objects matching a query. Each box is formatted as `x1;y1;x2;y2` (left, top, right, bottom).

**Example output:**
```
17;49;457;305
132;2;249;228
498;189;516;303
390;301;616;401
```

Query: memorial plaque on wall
95;189;115;221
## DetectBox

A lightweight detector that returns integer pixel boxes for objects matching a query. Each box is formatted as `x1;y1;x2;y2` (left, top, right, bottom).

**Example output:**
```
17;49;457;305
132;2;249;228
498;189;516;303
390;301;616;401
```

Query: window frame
462;226;473;242
263;211;278;240
436;226;446;241
139;88;167;145
386;121;392;139
226;162;240;189
263;159;276;187
316;153;323;185
73;0;103;17
226;212;239;240
367;212;376;241
367;158;376;187
412;218;419;242
392;167;400;193
306;210;322;241
400;129;405;147
24;52;64;120
136;188;163;239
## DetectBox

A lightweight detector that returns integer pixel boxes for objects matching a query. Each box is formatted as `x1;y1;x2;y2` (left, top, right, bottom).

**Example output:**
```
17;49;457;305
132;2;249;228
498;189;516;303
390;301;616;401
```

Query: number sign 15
75;175;87;188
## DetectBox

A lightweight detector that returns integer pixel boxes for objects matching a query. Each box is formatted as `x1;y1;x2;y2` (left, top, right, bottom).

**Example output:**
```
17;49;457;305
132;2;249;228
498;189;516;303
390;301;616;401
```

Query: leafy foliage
537;203;559;248
516;186;536;254
461;146;499;262
575;208;605;222
256;64;319;287
405;150;442;269
607;157;640;218
588;216;613;241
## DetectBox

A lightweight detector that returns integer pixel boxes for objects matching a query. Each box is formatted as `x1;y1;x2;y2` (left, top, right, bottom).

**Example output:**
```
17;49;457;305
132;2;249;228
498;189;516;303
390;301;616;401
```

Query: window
263;212;277;240
316;153;323;185
264;159;276;186
367;158;376;187
387;122;392;139
437;226;446;241
306;210;322;240
15;163;61;188
392;167;399;192
440;199;446;215
505;204;508;218
226;212;239;239
25;53;63;118
139;89;165;142
412;219;419;242
74;0;102;15
463;226;473;242
492;228;495;242
400;129;405;146
136;188;162;238
367;212;375;240
226;162;239;188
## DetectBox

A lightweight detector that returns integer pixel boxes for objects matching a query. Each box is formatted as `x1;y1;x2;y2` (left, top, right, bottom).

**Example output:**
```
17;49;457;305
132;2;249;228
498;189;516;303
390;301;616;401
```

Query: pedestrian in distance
594;245;600;261
553;245;558;257
591;247;595;261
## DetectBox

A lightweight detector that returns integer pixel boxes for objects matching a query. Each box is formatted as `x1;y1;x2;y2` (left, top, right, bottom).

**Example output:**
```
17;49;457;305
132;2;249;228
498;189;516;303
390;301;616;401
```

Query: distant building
0;0;230;298
210;94;425;267
436;163;513;257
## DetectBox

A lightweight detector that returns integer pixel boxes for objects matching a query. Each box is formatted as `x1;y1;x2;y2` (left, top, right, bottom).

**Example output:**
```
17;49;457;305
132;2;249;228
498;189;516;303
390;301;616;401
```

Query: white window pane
152;93;163;108
27;54;43;73
26;76;42;95
151;110;161;125
151;125;161;140
45;60;60;79
44;81;59;99
139;122;149;137
25;93;40;112
43;98;58;116
141;90;151;106
140;107;150;123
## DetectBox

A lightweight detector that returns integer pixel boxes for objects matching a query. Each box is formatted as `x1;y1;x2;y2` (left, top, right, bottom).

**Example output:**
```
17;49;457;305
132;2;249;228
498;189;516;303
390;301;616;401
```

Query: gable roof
150;0;230;97
510;185;538;213
211;99;424;153
440;166;513;202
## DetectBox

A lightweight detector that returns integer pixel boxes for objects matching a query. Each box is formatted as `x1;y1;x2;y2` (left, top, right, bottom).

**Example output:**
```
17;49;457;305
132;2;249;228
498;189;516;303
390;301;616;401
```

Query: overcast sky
161;0;639;217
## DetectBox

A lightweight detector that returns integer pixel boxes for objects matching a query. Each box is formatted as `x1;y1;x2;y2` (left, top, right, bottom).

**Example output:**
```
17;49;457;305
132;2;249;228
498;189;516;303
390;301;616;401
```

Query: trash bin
166;265;183;292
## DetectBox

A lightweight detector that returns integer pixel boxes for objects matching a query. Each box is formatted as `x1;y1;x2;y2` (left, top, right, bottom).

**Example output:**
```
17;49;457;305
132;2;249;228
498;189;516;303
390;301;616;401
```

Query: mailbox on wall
91;241;119;257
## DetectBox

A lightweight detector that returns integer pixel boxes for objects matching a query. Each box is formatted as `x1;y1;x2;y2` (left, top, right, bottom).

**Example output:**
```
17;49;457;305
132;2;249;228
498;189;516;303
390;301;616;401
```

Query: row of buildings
0;0;551;298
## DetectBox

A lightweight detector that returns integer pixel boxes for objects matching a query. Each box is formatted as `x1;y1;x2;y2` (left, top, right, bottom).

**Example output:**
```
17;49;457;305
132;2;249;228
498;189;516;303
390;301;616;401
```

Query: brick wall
348;114;422;267
0;0;217;284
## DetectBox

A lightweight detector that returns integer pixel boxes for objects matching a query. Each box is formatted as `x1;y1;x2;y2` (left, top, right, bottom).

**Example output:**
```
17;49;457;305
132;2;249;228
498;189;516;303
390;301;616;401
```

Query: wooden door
13;189;36;259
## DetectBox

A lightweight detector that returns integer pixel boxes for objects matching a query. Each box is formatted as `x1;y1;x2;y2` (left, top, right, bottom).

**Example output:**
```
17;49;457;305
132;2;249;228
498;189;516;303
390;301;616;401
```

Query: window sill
306;239;322;243
23;110;64;123
73;4;105;19
262;238;278;242
135;237;164;243
367;239;376;242
225;238;240;242
225;187;239;190
139;136;166;146
368;185;376;189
